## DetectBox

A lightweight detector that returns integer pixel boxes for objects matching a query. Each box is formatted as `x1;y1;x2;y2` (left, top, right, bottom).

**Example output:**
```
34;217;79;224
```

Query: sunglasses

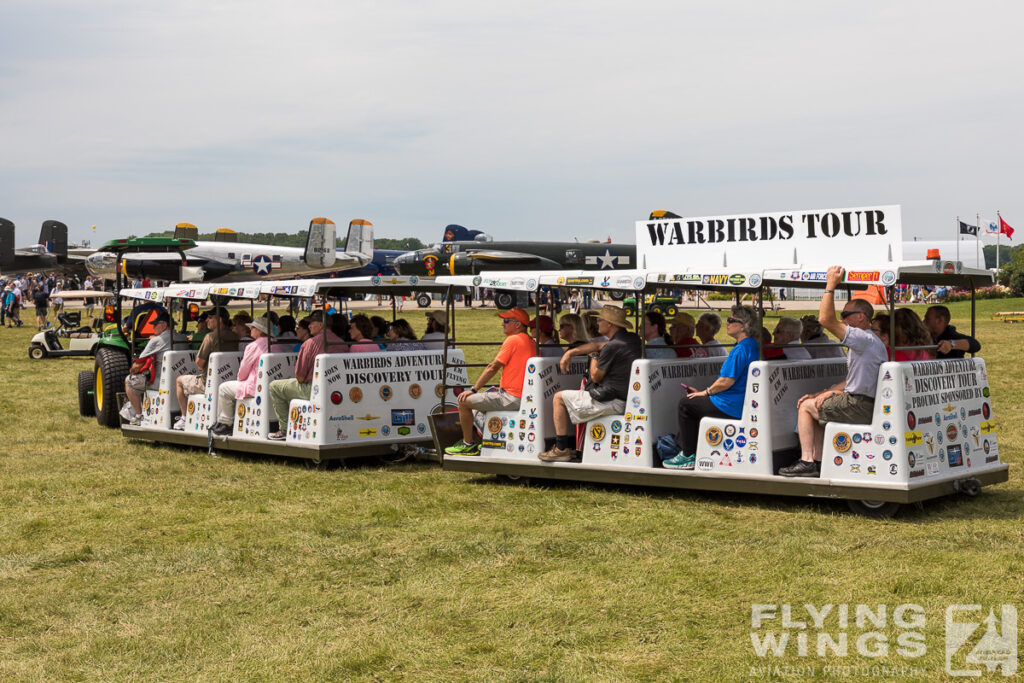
840;310;860;319
501;319;516;325
726;317;740;324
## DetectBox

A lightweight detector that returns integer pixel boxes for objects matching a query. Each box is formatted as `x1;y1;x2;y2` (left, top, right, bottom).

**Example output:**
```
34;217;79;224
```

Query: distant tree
998;247;1024;295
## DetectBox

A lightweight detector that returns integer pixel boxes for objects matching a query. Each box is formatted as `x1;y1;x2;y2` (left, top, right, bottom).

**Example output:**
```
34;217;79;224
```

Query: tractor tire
94;347;131;428
494;291;516;310
78;370;96;417
29;344;47;360
665;305;678;316
416;293;432;308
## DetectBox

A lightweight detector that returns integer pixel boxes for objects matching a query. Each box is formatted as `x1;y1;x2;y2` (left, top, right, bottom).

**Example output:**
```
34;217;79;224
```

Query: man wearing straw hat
539;304;642;462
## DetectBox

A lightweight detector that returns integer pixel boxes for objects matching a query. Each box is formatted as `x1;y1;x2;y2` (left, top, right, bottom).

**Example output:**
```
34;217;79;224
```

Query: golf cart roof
48;290;114;300
761;260;995;289
260;275;467;297
96;237;196;254
436;272;540;292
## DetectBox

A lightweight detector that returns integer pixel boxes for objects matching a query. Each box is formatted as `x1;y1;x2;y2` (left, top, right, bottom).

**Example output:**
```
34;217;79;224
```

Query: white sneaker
119;404;134;421
129;415;143;426
172;416;186;431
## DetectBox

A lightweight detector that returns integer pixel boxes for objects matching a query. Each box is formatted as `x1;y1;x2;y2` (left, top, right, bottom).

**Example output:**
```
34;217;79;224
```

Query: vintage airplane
84;218;374;282
0;218;71;273
392;224;635;276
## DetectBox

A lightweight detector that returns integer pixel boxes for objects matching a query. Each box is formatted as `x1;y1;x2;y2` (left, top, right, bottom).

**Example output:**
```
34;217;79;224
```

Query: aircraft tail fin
344;219;374;265
442;224;486;242
174;222;199;240
214;228;237;243
305;217;337;268
0;217;14;266
42;220;68;263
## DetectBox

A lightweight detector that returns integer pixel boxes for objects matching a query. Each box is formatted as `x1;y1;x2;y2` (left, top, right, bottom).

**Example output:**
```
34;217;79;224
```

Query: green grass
0;299;1021;681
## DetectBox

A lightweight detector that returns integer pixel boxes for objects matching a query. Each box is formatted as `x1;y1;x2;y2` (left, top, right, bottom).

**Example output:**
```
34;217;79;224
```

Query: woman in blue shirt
663;305;760;469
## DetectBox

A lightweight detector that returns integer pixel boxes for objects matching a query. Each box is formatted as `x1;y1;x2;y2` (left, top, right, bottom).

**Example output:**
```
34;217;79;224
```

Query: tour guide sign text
636;205;902;270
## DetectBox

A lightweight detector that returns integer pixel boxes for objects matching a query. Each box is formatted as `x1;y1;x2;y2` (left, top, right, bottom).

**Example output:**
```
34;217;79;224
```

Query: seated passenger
924;305;980;358
529;315;562;357
761;327;786;360
583;312;608;342
172;307;240;430
871;310;934;361
271;314;298;352
120;310;172;426
189;312;210;349
558;313;589;349
538;305;642;462
421;311;448;350
780;267;888;477
773;317;812;360
294;317;311;352
668;313;702;358
642;311;676;359
267;311;347;440
209;316;272;437
386;318;426;351
349;314;384;352
232;312;254;351
444;308;534;456
696;312;728;357
799;314;846;358
662;305;759;469
370;315;389;342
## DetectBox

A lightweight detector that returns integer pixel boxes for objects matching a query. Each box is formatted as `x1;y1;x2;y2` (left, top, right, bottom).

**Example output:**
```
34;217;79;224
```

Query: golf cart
28;290;113;359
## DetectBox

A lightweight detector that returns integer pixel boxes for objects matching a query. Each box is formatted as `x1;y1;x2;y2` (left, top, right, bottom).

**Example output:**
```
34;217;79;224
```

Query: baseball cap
528;314;554;333
498;308;530;326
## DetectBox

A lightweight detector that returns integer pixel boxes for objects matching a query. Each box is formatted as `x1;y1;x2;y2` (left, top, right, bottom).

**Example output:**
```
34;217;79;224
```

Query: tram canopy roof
258;275;467;298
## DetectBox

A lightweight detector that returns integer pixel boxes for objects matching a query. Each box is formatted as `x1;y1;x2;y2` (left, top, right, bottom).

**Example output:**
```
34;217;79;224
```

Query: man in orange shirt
445;307;535;456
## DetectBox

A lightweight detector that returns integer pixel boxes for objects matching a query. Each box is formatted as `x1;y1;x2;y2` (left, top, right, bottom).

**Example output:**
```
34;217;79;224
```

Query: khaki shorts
559;389;625;424
126;372;147;393
465;388;521;413
179;374;206;397
818;392;874;426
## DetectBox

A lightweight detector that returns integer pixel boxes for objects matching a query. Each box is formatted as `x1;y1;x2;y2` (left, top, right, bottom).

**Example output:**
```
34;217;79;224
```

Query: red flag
1000;216;1015;240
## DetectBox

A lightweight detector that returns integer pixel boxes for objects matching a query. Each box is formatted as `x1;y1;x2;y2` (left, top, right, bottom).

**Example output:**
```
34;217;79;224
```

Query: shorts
179;374;206;397
126;372;148;392
817;392;874;426
559;389;625;424
465;388;520;413
35;306;47;317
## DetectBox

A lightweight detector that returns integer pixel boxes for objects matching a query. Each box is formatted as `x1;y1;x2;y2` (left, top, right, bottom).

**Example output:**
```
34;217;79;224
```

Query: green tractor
622;294;682;317
77;237;195;427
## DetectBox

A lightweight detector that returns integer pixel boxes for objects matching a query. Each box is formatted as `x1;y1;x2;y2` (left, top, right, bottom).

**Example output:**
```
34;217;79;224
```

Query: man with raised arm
780;266;888;478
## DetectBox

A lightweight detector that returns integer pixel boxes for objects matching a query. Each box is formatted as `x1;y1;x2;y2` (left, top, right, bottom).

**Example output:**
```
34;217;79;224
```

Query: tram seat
582;357;726;467
183;351;243;434
232;352;297;440
141;350;198;429
476;356;588;460
286;349;468;445
695;359;848;476
818;359;1000;485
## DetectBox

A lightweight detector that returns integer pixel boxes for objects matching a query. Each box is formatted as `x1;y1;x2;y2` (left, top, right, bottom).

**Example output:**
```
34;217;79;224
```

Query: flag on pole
1000;216;1015;240
959;220;978;236
982;217;999;235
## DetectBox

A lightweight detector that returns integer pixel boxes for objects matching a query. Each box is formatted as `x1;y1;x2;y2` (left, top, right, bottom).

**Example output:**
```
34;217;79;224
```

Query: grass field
1;300;1021;681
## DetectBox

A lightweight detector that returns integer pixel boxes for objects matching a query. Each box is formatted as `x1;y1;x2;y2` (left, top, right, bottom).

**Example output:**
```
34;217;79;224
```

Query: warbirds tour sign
636;205;902;270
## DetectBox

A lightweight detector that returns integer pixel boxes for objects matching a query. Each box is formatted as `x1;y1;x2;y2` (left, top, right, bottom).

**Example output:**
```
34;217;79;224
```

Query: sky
1;0;1022;249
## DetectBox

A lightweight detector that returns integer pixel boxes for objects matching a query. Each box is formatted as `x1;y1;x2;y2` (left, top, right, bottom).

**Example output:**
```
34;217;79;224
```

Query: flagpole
997;210;1002;269
976;212;981;268
956;216;960;261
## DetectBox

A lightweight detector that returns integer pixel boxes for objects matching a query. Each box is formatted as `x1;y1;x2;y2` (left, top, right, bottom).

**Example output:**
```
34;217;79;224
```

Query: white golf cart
28;290;113;359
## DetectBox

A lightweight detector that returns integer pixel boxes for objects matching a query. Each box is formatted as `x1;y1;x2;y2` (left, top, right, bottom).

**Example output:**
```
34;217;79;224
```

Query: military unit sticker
590;423;606;441
706;426;723;446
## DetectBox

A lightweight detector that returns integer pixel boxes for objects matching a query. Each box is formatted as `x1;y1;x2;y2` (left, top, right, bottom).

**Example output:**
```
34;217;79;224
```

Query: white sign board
635;205;902;270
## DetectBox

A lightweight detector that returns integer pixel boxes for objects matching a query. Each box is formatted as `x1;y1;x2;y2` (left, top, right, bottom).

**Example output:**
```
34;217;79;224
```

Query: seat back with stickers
475;356;588;460
232;352;297;440
141;350;197;429
694;359;847;476
287;349;468;446
582;357;725;467
184;351;242;433
819;359;1001;486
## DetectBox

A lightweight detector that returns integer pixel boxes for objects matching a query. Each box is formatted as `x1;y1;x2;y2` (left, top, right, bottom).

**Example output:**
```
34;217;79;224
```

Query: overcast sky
1;0;1021;248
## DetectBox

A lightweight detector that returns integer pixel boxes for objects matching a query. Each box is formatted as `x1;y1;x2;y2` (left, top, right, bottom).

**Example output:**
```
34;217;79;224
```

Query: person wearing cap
267;310;348;440
171;308;240;430
188;311;211;349
444;307;534;456
210;316;272;437
121;311;173;425
696;312;728;357
539;305;642;462
668;312;703;358
924;305;980;359
799;314;845;358
529;315;562;358
661;305;760;470
421;310;447;350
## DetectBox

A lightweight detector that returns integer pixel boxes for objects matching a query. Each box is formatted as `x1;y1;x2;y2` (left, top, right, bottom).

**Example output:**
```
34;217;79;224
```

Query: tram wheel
846;499;901;518
496;473;531;486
